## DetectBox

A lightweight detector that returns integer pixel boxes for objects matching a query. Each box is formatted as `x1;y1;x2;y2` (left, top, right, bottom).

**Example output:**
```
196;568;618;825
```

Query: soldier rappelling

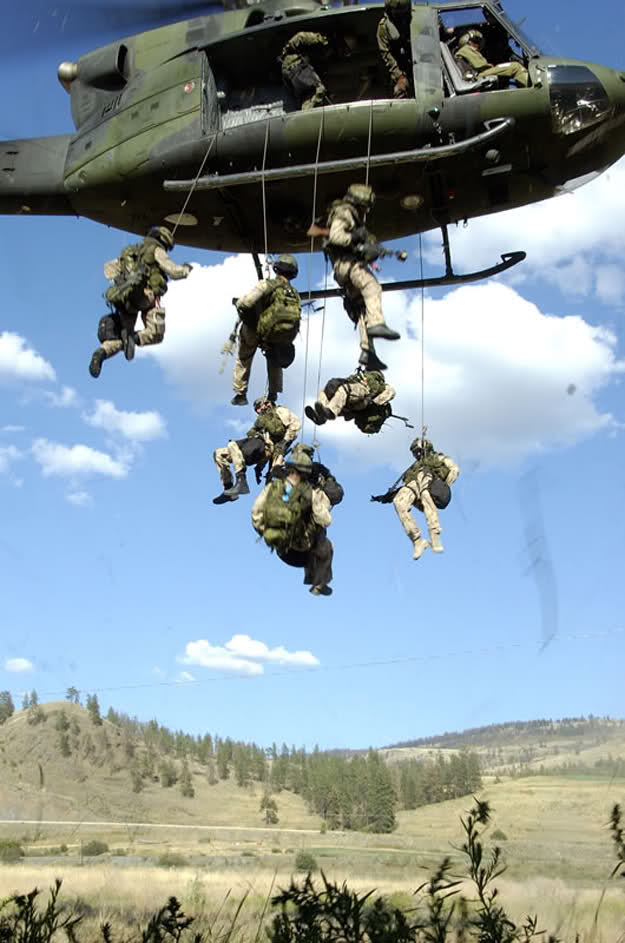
306;369;396;435
89;225;191;378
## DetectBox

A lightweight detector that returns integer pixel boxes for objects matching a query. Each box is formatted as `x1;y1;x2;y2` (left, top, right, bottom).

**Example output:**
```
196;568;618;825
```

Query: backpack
256;279;301;347
262;479;317;553
248;408;287;444
403;457;453;510
351;402;392;435
105;239;167;308
97;312;121;343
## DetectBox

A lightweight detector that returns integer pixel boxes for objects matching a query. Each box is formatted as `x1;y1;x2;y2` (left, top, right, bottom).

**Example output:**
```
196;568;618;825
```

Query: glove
350;226;369;246
232;297;240;308
183;263;193;275
394;74;409;97
254;465;264;485
371;489;398;504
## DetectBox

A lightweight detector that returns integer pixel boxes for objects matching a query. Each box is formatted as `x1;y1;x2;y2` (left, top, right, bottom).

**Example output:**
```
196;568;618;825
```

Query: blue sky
1;0;624;750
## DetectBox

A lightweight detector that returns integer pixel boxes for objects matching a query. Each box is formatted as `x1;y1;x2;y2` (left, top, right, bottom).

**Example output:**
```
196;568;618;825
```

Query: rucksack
404;457;453;510
256;279;301;347
262;479;317;553
105;239;167;308
97;312;121;343
248;409;287;444
351;401;392;435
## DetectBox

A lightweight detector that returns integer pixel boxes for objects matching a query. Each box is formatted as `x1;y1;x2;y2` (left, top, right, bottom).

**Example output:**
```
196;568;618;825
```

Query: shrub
294;850;318;872
60;843;68;853
491;828;508;841
0;839;23;861
272;848;282;854
82;839;109;857
158;852;187;868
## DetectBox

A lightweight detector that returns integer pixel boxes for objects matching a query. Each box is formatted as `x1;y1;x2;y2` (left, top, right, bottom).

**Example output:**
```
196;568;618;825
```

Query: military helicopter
3;0;625;292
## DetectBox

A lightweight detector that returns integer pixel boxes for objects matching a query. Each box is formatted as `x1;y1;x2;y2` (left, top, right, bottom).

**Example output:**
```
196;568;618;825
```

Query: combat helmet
273;254;298;279
410;436;434;456
286;443;314;476
458;29;484;49
345;183;375;213
253;395;272;412
147;225;175;250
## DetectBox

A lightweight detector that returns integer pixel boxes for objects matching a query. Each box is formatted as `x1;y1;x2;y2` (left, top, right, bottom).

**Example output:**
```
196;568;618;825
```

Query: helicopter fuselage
2;0;625;253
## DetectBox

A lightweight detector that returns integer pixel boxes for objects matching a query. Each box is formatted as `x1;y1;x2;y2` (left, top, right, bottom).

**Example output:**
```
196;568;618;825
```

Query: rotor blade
3;1;223;59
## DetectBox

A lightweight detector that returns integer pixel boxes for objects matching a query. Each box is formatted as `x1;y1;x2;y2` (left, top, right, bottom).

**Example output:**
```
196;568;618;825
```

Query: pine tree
130;764;144;793
59;732;71;757
86;694;103;726
65;687;80;704
21;692;30;711
55;710;70;732
180;758;195;798
260;794;279;825
30;690;39;707
0;691;15;725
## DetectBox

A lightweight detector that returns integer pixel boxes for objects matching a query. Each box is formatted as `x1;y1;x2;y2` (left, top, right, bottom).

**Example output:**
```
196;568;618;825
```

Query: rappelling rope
419;233;425;433
170;136;216;239
301;114;325;440
260;120;271;277
364;98;374;186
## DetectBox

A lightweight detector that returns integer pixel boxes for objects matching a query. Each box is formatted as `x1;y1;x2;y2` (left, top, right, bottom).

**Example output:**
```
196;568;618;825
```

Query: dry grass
2;863;624;941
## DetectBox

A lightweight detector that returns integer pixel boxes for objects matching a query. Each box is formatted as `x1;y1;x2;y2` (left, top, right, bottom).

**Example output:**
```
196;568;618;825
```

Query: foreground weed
0;879;82;943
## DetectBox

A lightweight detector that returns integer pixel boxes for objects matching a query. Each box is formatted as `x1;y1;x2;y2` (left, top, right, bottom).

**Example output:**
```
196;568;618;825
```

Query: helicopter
2;0;625;293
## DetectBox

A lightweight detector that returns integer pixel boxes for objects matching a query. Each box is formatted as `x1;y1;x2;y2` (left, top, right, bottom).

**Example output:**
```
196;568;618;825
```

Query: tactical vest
248;408;287;444
105;239;167;308
346;370;386;399
324;201;363;264
256;279;301;347
403;453;449;484
262;479;318;553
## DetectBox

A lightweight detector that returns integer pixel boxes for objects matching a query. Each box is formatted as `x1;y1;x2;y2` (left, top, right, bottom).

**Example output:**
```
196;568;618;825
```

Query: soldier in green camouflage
306;370;395;435
279;31;330;111
213;397;301;503
455;30;529;87
372;438;459;559
231;254;301;406
376;0;413;99
89;225;191;378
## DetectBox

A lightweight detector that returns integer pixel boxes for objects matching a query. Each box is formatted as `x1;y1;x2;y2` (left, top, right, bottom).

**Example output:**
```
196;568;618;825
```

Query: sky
1;0;625;751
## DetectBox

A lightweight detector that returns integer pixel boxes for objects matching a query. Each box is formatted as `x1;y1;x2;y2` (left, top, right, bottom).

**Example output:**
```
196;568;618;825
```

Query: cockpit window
548;65;612;136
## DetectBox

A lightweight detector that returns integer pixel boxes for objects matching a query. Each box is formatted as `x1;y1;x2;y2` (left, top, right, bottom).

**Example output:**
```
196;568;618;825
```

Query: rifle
306;222;408;263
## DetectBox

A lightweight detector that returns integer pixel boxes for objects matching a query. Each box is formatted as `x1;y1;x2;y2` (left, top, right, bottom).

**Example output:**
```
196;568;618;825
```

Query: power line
16;626;625;701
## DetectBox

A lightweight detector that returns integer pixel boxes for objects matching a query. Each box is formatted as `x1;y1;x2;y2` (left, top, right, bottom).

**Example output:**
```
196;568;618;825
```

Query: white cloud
46;386;78;408
0;445;23;475
83;400;167;442
176;671;195;683
66;490;92;506
423;157;625;303
146;257;623;466
179;635;320;676
1;425;25;434
0;332;55;384
32;439;129;479
5;658;33;673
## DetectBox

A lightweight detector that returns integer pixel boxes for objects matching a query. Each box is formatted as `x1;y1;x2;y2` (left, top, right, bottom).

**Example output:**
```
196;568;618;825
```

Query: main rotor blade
3;1;222;58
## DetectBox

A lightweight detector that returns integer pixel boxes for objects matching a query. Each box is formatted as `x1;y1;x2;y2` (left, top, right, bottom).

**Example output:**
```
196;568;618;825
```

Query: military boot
121;327;135;361
367;324;401;341
412;537;429;560
213;474;235;504
222;470;250;500
305;405;325;426
89;349;106;378
360;347;388;372
310;584;333;596
430;532;444;553
231;393;248;406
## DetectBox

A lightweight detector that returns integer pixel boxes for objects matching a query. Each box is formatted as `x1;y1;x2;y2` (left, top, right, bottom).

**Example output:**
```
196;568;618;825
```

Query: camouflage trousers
213;441;246;485
392;471;441;546
100;304;165;358
233;323;283;399
332;260;385;355
318;381;368;418
481;62;528;87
